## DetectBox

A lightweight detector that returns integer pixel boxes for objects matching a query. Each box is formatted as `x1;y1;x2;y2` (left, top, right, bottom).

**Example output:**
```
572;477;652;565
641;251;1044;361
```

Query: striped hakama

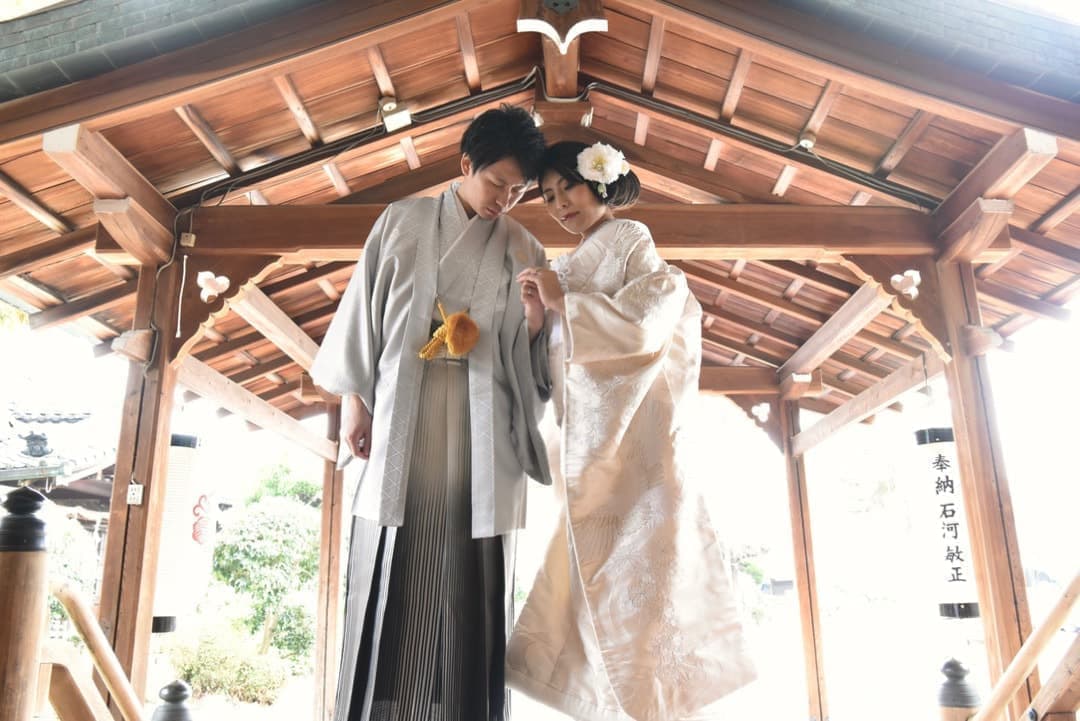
335;358;511;721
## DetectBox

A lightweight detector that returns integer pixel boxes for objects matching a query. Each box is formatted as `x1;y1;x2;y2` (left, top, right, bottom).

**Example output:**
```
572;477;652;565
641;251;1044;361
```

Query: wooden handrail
50;581;146;721
970;568;1080;721
40;640;114;721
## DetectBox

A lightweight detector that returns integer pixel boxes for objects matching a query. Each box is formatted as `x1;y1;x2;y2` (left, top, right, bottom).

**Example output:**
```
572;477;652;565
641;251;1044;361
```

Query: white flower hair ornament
577;142;631;199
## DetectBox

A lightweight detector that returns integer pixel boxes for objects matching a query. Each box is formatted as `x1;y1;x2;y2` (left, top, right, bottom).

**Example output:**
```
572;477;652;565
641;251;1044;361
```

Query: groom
311;105;552;721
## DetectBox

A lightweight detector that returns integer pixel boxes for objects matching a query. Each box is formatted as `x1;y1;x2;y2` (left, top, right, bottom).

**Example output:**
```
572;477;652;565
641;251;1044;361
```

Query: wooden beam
779;370;824;400
977;281;1072;323
629;0;1080;143
704;138;723;171
641;16;665;95
456;14;481;93
801;80;840;140
771;164;798;197
793;352;945;456
400;136;422;170
0;226;95;280
633;113;650;146
42;124;176;234
720;49;752;123
314;406;345;721
335;155;461;204
248;188;270;205
779;400;829;721
188;203;934;261
323;161;351;197
0;170;72;233
938;260;1036;720
1008;225;1080;275
29;279;137;330
274;74;322;146
175;104;240;175
875;110;932;178
541;36;581;98
938;198;1014;264
228;285;320;370
177;356;336;460
934;128;1057;233
94;197;173;265
779;282;892;376
1031;187;1080;234
0;1;500;149
699;366;777;394
96;265;180;700
849;190;872;206
366;46;395;98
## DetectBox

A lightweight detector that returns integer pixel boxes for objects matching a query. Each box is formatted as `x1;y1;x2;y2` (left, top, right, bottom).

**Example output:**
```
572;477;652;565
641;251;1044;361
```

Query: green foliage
170;632;287;704
271;603;316;671
212;496;319;660
247;463;321;508
737;559;766;586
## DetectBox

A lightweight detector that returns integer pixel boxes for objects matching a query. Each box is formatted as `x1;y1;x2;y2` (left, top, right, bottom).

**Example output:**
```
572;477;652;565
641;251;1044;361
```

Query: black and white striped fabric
335;359;510;721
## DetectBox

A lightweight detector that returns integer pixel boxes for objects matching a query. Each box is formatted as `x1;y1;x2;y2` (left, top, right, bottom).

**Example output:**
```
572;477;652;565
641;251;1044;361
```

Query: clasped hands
518;267;565;340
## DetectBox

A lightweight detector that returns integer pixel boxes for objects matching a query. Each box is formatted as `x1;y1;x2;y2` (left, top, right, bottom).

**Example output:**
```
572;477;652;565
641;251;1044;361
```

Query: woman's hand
341;394;373;460
521;279;546;341
517;267;566;316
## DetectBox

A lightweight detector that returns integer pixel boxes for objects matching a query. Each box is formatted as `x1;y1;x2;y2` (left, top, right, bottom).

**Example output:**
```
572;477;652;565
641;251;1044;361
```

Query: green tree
212;496;319;655
246;462;321;508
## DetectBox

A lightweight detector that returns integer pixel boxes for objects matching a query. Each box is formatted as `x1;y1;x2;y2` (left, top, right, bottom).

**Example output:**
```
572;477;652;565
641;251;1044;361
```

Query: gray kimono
310;186;552;538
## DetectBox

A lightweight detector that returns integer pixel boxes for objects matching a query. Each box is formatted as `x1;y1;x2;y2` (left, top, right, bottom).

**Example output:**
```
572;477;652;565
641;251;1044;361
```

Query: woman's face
540;169;612;237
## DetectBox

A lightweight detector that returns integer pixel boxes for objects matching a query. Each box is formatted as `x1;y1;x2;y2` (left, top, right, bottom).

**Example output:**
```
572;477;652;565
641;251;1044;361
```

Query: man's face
457;154;529;220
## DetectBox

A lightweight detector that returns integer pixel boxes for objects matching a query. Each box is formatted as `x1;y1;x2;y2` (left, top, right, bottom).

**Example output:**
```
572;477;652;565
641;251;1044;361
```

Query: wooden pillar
314;405;345;721
0;488;49;721
937;260;1035;721
96;262;182;703
779;401;829;721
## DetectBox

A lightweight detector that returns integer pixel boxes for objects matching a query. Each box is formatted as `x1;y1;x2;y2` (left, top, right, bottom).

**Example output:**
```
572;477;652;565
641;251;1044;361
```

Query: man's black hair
539;141;641;209
460;105;547;181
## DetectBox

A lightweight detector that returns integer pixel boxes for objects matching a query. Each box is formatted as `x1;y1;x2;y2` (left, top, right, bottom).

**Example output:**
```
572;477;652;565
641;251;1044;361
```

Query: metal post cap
0;486;47;552
151;680;193;721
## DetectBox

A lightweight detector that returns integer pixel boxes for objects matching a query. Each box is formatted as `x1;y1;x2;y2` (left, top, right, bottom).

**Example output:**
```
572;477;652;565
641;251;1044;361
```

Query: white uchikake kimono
506;219;756;721
310;185;553;538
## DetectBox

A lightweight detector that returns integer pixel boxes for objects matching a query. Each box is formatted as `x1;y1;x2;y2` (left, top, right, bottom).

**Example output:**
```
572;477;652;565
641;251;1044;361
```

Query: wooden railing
1;487;193;721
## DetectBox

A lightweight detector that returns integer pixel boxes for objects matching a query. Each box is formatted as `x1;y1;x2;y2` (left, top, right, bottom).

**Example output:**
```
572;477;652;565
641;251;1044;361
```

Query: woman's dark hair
460;105;547;181
539;140;641;208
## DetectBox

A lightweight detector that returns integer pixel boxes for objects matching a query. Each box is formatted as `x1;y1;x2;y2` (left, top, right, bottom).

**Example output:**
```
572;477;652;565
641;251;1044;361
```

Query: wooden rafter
934;127;1057;233
228;286;321;370
800;80;841;141
323;162;351;197
1032;187;1080;234
1008;225;1080;275
176;104;240;175
400;136;422;170
771;165;798;197
0;227;94;280
698;366;777;394
720;49;752;123
273;74;322;146
28;279;137;330
184;204;936;262
938;198;1014;264
778;281;892;377
177;356;335;461
455;14;481;93
42;124;176;265
641;16;665;95
366;46;396;98
875;110;932;178
977;281;1072;323
248;189;270;205
704;138;723;171
792;352;945;456
336;155;461;204
0;170;72;234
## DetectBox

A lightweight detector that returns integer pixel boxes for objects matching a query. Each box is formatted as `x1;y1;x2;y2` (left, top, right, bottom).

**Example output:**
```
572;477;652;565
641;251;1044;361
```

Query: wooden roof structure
1;1;1077;719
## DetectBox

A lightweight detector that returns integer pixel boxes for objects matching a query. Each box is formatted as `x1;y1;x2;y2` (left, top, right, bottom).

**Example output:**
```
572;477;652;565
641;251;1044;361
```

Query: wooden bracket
779;370;824;400
960;324;1009;357
110;329;154;363
517;0;608;54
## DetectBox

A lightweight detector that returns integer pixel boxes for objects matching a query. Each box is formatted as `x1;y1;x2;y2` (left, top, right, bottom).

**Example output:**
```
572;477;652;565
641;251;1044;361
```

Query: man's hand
521;279;545;340
341;394;373;460
517;267;566;316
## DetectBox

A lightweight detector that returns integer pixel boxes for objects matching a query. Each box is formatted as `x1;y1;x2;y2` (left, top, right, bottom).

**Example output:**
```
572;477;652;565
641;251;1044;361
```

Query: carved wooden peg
517;0;608;55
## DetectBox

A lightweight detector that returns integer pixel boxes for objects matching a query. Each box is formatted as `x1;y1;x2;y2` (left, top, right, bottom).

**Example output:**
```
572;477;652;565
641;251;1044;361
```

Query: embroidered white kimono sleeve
507;220;756;721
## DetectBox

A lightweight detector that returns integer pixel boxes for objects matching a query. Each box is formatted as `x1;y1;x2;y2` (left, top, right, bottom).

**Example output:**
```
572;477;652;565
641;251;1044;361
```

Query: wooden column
0;488;49;721
96;262;182;703
937;260;1035;721
314;405;345;721
779;401;829;721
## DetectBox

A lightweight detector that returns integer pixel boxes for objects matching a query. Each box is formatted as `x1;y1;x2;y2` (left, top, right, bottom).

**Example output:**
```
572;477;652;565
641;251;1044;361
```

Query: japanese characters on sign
915;427;979;619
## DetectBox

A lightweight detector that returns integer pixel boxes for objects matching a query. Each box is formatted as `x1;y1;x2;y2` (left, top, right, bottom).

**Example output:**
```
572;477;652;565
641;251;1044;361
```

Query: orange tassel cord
418;300;480;360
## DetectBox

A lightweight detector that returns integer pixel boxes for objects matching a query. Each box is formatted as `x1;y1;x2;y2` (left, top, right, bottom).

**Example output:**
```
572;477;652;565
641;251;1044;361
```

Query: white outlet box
127;482;144;506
